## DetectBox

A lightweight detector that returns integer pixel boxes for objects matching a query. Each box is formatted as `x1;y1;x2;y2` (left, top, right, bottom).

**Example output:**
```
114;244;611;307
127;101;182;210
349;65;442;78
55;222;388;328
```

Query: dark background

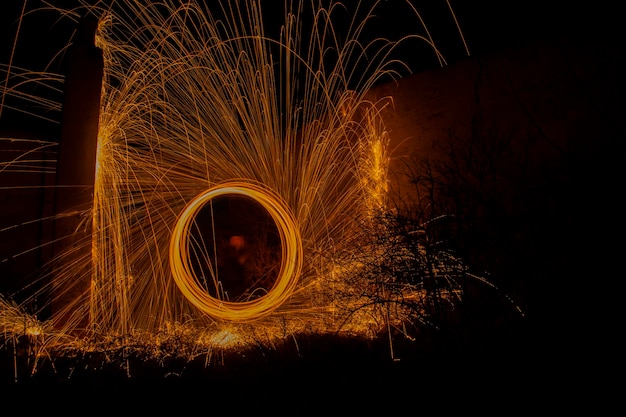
0;0;622;406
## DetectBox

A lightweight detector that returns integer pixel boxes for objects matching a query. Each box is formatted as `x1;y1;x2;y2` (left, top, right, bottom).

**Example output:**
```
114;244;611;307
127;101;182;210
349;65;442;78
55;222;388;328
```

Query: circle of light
169;181;302;321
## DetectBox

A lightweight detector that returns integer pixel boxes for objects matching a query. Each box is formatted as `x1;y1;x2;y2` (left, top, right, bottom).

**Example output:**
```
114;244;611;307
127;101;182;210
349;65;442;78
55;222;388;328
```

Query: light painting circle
169;180;302;321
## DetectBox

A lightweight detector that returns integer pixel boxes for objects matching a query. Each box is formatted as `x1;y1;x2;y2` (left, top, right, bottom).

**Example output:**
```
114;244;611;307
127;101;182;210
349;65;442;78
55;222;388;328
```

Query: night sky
2;1;618;73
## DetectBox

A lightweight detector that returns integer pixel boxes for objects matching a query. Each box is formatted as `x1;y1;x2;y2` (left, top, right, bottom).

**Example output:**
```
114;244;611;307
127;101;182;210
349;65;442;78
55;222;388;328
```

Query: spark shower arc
0;0;485;361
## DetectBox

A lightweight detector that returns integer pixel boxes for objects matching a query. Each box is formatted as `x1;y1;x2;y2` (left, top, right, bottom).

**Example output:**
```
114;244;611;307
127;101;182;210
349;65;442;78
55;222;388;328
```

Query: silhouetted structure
50;16;103;330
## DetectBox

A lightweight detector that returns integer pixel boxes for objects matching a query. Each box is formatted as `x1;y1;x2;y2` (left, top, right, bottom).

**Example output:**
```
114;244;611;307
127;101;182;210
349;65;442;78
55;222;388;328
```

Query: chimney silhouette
50;15;103;332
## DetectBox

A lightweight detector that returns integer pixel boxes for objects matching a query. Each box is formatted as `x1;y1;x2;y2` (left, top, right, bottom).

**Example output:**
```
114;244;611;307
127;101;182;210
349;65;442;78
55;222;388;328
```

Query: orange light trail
0;0;518;372
169;180;302;321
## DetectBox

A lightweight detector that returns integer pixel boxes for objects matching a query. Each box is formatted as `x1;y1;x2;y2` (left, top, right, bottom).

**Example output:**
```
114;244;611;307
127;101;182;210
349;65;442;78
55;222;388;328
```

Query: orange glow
0;1;509;370
169;180;302;321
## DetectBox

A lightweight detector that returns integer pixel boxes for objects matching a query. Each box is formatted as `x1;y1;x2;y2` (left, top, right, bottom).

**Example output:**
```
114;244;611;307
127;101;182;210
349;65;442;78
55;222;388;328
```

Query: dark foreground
0;327;575;413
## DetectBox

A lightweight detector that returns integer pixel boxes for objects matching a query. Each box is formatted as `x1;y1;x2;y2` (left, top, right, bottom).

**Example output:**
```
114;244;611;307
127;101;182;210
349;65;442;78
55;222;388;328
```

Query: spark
0;0;519;376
